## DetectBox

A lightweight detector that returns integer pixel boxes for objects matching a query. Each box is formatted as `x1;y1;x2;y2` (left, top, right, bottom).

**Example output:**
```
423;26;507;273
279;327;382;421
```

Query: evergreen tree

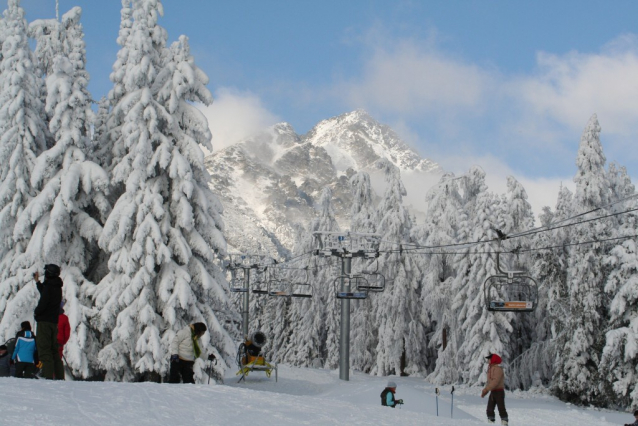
454;168;513;384
600;165;638;407
554;114;612;403
423;173;463;384
283;187;339;367
11;49;108;376
0;0;48;341
349;172;378;373
373;160;426;376
152;34;236;377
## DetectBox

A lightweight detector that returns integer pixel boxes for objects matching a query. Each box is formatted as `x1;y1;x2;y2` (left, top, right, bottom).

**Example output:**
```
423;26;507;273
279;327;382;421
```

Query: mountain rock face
205;110;442;257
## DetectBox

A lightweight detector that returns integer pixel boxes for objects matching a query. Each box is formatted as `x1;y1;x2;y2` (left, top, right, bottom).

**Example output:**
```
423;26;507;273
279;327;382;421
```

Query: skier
624;410;638;426
481;353;508;425
380;381;404;408
57;301;71;359
11;325;37;379
169;323;207;384
33;265;65;380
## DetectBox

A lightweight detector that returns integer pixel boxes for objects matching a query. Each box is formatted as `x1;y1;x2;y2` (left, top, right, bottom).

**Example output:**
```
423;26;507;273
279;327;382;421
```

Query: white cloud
514;34;638;136
198;88;280;154
334;32;638;173
343;40;494;116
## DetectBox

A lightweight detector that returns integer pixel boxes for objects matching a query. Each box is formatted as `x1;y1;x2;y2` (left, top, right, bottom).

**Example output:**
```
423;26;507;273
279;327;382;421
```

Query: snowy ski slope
0;365;632;425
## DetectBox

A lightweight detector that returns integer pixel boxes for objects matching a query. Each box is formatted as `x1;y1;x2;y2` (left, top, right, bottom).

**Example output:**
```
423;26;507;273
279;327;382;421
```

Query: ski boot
487;419;495;424
501;420;508;425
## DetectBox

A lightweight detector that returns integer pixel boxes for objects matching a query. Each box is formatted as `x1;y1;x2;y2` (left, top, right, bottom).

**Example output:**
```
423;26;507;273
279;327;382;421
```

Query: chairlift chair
229;268;248;293
333;275;368;300
357;259;386;292
290;267;313;298
251;267;269;295
483;252;539;313
267;278;293;298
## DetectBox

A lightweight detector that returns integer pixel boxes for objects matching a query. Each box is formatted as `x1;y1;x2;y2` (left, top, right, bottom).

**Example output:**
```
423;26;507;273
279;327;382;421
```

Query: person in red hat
481;353;508;425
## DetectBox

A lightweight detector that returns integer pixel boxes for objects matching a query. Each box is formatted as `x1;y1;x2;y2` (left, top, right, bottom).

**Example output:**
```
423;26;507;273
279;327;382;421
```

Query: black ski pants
487;390;508;422
36;321;64;380
15;362;36;379
169;359;195;384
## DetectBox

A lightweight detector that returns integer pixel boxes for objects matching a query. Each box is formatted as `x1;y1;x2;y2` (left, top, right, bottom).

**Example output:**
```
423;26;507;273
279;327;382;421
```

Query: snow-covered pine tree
11;46;109;377
510;185;573;390
453;167;514;384
94;2;235;381
152;34;236;379
422;173;463;384
92;0;176;381
554;114;612;404
316;187;343;369
282;187;339;368
600;163;638;408
28;17;63;77
372;159;427;376
348;171;378;373
500;177;535;358
0;0;49;342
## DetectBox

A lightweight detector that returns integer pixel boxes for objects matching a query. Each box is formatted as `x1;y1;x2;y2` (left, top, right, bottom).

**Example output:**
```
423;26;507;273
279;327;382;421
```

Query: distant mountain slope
205;110;442;257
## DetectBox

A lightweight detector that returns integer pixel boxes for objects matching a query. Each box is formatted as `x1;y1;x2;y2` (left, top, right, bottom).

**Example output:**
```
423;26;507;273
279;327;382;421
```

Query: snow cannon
237;330;277;383
250;331;266;348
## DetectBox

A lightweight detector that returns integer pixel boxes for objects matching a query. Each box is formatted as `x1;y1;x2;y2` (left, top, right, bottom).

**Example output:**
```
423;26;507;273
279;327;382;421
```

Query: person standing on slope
169;323;207;384
57;301;71;360
481;353;508;425
34;265;65;380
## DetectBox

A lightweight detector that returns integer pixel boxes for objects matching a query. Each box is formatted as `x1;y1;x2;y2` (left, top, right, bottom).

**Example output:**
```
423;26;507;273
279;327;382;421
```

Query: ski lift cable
377;203;638;253
379;233;637;256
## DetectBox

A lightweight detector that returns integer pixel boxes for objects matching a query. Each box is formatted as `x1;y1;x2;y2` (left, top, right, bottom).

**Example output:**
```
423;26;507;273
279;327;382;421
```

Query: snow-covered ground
0;365;632;425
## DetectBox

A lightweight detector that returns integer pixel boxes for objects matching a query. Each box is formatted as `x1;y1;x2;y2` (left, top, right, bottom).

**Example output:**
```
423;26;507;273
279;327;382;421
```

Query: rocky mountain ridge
205;110;442;258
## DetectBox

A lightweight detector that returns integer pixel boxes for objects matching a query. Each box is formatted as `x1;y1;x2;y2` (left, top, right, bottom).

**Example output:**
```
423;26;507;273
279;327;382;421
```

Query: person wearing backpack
380;381;404;408
34;264;64;380
12;325;38;379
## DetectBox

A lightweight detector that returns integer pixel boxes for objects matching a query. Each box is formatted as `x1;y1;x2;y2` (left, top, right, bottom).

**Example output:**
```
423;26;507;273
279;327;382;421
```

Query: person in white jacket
169;323;207;383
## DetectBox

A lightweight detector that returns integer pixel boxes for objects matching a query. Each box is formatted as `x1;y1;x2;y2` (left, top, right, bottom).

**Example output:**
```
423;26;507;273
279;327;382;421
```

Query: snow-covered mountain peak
303;110;441;174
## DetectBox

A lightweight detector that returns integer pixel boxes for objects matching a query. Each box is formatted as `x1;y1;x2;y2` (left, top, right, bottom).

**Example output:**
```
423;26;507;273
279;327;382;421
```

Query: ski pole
451;386;455;418
435;387;440;416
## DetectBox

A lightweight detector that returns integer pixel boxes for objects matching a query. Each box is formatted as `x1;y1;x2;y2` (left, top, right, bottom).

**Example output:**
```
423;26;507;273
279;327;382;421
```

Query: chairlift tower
227;253;275;337
313;231;383;381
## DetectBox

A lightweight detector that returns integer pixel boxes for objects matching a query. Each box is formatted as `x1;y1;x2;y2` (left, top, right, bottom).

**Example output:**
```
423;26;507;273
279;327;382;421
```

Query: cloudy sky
21;0;638;213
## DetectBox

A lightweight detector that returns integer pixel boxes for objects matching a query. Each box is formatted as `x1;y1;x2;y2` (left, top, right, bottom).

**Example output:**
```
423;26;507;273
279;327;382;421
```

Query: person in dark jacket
0;345;10;377
57;301;70;359
624;410;638;426
380;381;404;408
34;264;64;380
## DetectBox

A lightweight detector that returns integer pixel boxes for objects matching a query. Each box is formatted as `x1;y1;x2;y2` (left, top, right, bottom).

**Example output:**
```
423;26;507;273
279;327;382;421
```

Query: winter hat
485;353;502;365
44;264;61;278
387;381;397;388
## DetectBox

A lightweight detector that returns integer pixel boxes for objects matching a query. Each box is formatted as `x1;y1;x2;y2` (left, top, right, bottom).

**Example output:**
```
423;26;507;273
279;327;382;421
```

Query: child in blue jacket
12;323;38;379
